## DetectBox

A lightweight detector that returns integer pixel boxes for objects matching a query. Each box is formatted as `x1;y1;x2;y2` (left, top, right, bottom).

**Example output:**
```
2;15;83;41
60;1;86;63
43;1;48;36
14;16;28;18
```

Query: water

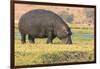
15;32;94;40
72;33;94;38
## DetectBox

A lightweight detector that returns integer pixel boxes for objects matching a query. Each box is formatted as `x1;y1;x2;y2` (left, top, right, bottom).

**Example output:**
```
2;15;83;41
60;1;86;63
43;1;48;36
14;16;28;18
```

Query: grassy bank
15;38;94;66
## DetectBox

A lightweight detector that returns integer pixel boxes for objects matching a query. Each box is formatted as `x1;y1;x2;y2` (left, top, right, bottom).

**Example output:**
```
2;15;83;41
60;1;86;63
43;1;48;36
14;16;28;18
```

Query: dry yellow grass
15;38;94;66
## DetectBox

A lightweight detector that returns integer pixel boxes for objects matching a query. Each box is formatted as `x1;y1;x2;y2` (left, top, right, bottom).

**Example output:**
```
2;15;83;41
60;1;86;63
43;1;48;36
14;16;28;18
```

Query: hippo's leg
47;32;55;44
28;35;35;43
21;33;26;44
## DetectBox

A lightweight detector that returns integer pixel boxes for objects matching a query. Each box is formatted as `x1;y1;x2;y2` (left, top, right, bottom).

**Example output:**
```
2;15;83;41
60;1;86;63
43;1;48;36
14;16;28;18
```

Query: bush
58;11;74;23
40;51;94;64
84;8;94;18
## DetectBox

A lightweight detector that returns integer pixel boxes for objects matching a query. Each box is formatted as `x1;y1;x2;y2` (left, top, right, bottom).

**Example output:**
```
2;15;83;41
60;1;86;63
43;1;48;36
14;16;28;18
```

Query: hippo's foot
47;40;53;44
29;40;35;44
21;41;26;44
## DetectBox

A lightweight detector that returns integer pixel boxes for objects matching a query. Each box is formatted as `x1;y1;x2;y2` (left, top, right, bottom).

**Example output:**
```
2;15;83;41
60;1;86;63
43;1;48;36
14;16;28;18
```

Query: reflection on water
73;33;94;38
15;32;94;40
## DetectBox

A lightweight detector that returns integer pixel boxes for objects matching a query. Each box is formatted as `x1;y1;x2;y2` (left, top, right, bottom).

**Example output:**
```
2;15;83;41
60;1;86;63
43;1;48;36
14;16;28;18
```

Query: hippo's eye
64;30;67;33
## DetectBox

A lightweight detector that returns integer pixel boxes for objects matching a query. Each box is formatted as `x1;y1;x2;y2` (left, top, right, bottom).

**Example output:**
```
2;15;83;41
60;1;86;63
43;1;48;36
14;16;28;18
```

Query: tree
58;11;74;23
84;8;94;18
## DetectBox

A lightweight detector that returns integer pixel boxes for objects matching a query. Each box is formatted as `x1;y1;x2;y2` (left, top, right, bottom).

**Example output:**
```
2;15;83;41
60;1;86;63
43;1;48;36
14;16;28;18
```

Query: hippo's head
61;31;72;44
57;25;72;44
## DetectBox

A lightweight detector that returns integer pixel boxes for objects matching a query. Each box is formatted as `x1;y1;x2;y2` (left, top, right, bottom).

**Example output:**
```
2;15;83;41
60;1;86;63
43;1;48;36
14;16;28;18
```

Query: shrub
58;11;74;23
40;51;94;64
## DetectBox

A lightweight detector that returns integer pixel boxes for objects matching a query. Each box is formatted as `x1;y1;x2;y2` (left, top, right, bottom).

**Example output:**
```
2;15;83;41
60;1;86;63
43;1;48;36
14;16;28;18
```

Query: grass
14;23;95;66
15;38;94;66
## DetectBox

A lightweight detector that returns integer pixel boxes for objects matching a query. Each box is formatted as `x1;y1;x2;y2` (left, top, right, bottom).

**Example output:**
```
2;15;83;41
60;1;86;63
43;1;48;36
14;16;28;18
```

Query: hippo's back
20;9;60;20
18;9;63;36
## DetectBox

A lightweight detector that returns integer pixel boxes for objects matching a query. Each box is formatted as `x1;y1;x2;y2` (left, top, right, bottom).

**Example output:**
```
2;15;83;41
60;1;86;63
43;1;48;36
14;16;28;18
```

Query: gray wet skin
18;9;72;44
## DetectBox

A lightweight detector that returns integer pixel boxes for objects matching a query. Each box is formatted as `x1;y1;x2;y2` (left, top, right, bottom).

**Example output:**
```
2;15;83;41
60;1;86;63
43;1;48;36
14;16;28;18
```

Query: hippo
18;9;72;44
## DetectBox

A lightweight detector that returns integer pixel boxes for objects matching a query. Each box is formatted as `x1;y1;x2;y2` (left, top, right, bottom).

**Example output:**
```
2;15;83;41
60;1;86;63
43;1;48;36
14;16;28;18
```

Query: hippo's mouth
61;37;72;44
